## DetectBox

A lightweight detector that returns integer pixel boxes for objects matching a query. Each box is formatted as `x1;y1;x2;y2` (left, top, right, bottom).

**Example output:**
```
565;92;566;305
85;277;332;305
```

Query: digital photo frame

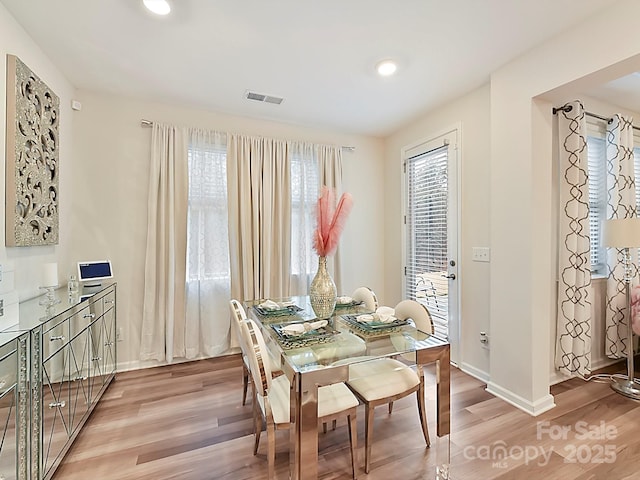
77;260;113;288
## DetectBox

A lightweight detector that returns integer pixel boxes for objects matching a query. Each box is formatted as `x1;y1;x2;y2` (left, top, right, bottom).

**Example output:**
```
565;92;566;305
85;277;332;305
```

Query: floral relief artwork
5;54;59;246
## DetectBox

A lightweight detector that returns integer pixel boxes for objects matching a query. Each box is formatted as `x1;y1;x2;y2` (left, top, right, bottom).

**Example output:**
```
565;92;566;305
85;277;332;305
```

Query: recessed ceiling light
376;60;397;77
143;0;171;15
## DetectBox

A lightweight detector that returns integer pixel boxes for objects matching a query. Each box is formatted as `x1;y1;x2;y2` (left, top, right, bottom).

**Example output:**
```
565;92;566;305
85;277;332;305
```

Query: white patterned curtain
555;100;593;377
290;142;319;295
141;123;189;363
605;114;638;359
185;129;231;358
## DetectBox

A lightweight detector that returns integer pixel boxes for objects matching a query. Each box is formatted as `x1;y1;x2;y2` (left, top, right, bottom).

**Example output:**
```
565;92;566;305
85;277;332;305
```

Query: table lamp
603;218;640;399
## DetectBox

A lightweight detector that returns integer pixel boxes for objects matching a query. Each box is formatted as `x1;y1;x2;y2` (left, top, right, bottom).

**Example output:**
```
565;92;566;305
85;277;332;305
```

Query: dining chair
352;286;378;311
240;318;360;479
229;299;282;406
344;299;434;473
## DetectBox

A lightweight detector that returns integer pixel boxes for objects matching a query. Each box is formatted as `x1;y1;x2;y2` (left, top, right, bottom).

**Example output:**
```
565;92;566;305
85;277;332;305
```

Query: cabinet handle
50;336;65;342
83;313;96;319
49;401;66;409
74;376;87;382
104;342;114;346
92;356;102;362
105;299;114;304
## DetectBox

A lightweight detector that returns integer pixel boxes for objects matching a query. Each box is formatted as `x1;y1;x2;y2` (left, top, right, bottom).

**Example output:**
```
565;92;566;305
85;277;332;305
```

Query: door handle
442;273;456;280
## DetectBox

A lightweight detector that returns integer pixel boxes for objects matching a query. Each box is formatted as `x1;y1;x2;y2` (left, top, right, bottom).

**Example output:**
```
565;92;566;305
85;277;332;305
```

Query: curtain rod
140;119;356;151
552;105;640;132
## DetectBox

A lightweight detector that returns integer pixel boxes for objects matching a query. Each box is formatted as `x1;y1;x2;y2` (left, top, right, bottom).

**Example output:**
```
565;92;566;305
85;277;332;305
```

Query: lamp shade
603;218;640;248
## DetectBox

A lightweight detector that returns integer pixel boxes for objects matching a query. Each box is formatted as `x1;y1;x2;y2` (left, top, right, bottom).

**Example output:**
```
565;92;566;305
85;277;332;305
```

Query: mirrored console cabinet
0;282;116;480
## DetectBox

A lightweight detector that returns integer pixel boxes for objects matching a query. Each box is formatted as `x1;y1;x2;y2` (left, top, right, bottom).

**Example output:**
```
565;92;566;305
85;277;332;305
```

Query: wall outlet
117;327;123;342
480;331;489;349
472;247;491;262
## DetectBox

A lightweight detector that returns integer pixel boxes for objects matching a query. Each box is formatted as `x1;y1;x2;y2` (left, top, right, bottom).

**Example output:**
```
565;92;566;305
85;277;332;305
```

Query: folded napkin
356;314;375;323
375;306;396;323
281;320;328;336
336;295;353;305
258;299;281;310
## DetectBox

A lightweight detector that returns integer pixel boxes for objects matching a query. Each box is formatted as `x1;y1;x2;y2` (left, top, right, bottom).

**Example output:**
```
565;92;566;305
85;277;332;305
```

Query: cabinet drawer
42;320;68;361
89;288;116;320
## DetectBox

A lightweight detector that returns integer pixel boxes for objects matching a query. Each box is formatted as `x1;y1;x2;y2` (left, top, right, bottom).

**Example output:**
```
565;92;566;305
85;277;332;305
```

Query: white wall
488;0;640;414
0;3;76;299
383;0;640;415
71;90;385;369
547;95;640;384
384;84;491;377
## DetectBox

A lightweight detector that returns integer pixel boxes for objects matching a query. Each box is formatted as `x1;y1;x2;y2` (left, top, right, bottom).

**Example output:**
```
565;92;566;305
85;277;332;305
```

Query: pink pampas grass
312;186;353;257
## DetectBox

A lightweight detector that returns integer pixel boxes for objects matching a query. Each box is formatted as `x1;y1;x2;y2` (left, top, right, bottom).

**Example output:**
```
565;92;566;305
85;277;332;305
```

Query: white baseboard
460;362;490;383
549;357;622;386
116;348;242;373
591;357;621;371
486;381;556;416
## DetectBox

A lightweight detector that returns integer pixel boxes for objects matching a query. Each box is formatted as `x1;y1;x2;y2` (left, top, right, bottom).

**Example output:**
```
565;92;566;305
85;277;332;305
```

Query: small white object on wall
42;263;58;287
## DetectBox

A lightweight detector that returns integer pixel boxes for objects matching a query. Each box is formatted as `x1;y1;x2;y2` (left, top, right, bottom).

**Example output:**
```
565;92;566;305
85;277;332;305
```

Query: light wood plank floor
52;356;640;480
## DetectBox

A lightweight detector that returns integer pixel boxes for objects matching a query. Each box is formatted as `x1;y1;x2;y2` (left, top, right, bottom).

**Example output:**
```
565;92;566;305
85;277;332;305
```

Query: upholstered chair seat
240;318;360;479
342;299;435;473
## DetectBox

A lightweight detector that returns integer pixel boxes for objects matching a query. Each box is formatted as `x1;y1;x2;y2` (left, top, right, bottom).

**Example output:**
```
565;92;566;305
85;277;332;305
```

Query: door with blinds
404;128;459;362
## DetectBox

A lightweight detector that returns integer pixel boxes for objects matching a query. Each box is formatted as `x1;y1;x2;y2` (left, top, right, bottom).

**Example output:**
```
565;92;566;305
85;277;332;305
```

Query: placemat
270;321;339;349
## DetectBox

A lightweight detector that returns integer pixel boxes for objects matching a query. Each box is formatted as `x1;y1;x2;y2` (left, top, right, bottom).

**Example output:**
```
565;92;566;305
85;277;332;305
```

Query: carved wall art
5;54;59;246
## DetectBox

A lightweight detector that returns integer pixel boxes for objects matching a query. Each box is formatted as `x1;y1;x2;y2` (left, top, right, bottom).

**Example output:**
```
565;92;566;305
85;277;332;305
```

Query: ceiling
0;0;625;136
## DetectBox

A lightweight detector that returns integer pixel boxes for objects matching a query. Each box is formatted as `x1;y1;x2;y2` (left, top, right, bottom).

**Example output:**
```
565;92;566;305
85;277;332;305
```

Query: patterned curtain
556;100;593;377
605;114;638;359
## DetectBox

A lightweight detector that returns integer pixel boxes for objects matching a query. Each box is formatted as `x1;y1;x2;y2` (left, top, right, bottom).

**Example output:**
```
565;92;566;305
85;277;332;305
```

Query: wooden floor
52;355;640;480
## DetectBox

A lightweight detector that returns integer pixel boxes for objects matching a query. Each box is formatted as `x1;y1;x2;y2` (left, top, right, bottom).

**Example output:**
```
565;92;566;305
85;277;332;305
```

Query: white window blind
586;123;640;274
586;134;606;274
406;145;448;304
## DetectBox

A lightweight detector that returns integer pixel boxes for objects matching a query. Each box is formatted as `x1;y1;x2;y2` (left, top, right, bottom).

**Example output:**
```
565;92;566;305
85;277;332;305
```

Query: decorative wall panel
5;54;59;246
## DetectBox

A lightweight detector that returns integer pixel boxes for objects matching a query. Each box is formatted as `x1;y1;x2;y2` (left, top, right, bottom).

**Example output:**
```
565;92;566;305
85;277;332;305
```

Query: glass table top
245;295;449;374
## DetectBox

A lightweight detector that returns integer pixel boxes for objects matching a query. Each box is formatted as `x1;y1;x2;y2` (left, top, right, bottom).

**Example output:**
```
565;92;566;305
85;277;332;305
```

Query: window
405;139;452;333
290;153;319;281
186;141;321;287
586;120;640;275
187;142;230;282
586;130;606;274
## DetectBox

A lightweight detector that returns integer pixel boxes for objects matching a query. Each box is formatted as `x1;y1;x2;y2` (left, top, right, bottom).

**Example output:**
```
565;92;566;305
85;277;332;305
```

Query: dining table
245;295;451;480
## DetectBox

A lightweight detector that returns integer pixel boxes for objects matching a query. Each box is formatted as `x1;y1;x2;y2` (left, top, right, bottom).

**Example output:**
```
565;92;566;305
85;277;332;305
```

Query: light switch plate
472;247;491;262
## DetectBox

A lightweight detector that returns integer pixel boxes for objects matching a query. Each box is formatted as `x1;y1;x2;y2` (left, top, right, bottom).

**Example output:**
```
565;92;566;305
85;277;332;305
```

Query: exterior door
404;127;459;363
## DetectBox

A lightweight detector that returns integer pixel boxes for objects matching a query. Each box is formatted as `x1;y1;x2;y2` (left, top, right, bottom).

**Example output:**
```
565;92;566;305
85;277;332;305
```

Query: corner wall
0;3;76;300
489;0;640;414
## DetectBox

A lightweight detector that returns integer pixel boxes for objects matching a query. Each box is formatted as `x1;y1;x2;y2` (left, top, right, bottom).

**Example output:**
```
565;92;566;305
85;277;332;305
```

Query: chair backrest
229;299;247;322
230;299;252;357
352;286;378;311
394;300;434;334
239;318;272;397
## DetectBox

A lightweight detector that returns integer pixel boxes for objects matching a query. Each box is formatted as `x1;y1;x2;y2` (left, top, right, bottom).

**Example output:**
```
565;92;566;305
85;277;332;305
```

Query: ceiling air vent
245;90;284;105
